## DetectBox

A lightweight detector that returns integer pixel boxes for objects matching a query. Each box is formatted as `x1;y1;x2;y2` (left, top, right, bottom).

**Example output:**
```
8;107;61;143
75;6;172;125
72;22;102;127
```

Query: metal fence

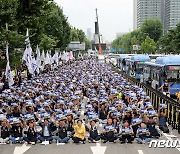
111;65;180;134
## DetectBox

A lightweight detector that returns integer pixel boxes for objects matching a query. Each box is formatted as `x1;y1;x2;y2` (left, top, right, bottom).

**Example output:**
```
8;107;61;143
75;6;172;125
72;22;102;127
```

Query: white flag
6;44;9;61
44;51;50;65
65;52;69;62
22;29;34;75
69;51;74;59
32;57;39;74
5;44;14;86
41;49;45;62
52;51;59;65
49;50;53;65
36;45;41;70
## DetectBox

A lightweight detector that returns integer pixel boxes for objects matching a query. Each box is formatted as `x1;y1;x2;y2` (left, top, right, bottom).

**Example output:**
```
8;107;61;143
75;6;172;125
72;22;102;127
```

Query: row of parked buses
115;54;180;97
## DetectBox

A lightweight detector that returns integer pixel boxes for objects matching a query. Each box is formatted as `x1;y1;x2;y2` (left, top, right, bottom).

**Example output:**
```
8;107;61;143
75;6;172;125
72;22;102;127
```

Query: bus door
134;62;143;80
126;61;131;75
130;61;135;77
142;65;150;83
151;68;159;89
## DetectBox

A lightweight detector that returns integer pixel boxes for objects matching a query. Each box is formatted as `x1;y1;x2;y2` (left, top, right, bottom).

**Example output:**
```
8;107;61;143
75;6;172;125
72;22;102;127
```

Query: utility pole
95;8;102;55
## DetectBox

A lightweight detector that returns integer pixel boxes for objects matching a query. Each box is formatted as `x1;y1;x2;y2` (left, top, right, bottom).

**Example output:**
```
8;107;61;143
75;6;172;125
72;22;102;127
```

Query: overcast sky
54;0;133;42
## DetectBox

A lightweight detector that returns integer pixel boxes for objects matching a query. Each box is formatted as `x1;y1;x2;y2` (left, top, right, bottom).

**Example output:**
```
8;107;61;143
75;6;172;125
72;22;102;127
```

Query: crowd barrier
111;64;180;134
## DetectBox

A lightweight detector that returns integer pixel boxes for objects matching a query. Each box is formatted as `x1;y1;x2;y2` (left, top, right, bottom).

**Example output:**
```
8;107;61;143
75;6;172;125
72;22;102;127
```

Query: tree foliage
39;34;58;51
0;0;89;68
158;23;180;54
111;19;180;54
141;36;156;54
141;19;163;42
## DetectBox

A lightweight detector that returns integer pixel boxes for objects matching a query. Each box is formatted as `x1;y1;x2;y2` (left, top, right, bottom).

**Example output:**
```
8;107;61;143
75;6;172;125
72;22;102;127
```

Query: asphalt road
0;133;180;154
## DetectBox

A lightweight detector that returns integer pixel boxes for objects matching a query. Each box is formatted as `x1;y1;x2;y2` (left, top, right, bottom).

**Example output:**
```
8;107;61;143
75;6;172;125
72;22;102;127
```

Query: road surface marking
162;132;180;152
138;150;144;154
14;143;31;154
91;143;107;154
81;110;84;115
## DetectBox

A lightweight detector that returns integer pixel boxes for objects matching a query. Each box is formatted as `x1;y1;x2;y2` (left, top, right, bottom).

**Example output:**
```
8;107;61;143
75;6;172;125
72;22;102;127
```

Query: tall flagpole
5;23;14;86
5;23;9;61
95;8;102;55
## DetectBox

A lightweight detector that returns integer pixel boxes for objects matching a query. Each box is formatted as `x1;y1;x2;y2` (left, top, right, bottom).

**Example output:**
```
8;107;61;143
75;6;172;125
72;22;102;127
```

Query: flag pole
5;23;14;86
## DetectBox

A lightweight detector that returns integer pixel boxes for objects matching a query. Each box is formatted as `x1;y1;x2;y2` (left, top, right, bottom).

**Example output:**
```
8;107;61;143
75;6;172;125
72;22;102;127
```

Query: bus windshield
167;70;180;81
135;64;143;74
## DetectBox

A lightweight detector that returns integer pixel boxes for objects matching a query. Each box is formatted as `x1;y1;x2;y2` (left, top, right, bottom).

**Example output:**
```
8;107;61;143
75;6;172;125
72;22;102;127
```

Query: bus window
167;70;180;80
156;72;159;81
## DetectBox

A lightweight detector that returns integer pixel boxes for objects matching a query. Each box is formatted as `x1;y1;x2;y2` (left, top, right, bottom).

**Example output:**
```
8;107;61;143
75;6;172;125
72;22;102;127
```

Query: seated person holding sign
120;121;134;144
9;118;24;144
54;115;70;144
88;120;100;143
24;121;38;145
136;122;151;144
101;118;117;143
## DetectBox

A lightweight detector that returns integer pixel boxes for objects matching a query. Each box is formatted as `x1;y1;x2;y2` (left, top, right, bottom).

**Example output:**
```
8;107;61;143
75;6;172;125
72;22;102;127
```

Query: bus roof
144;61;162;67
130;55;150;62
118;55;131;60
155;56;180;65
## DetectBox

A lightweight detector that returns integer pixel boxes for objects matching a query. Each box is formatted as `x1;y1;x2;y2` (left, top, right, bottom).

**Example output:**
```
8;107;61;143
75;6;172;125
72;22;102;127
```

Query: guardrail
111;64;180;134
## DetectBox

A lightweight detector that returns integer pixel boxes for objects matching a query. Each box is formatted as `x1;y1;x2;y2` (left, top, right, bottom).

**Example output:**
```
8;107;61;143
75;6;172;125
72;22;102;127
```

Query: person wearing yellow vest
176;92;180;102
131;71;136;77
72;119;86;144
116;92;123;99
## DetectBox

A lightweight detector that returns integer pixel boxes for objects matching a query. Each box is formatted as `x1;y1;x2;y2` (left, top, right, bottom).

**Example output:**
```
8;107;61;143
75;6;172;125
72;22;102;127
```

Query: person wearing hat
88;120;100;143
38;118;54;143
23;121;38;145
0;119;10;144
72;119;86;144
54;119;70;143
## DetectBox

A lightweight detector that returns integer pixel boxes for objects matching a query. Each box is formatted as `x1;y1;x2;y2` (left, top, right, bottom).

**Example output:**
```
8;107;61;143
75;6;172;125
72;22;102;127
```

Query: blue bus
125;55;150;80
117;54;132;70
142;56;180;96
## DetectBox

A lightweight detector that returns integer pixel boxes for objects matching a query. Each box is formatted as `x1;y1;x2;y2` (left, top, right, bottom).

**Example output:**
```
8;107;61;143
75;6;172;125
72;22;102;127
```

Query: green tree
77;29;86;42
172;23;180;53
141;36;156;54
44;3;71;49
121;33;132;53
70;28;79;41
16;0;53;48
0;0;18;31
84;38;91;50
39;34;57;51
141;18;163;42
0;0;89;69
